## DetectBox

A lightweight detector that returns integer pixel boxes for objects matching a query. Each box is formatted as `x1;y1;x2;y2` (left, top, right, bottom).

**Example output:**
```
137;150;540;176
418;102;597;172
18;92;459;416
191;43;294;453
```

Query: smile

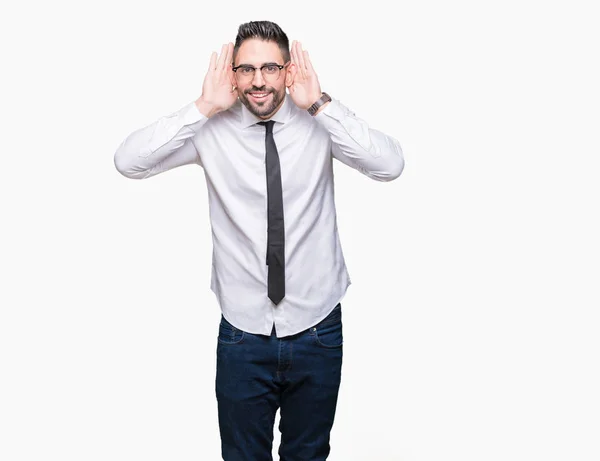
249;92;271;101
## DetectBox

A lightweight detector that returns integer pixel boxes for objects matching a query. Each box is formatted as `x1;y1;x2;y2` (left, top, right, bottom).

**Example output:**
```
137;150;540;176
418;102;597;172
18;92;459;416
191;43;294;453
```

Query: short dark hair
233;20;290;65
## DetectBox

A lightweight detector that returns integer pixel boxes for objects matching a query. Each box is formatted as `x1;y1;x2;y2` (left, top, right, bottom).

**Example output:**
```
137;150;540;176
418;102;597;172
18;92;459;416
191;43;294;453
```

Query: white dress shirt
114;93;404;337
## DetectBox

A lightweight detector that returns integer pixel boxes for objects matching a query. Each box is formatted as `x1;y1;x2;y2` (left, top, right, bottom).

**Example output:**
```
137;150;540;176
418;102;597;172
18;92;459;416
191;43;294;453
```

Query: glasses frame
231;62;290;81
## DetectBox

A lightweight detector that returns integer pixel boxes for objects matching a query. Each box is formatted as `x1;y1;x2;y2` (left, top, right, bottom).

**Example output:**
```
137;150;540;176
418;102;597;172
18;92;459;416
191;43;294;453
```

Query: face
233;39;292;120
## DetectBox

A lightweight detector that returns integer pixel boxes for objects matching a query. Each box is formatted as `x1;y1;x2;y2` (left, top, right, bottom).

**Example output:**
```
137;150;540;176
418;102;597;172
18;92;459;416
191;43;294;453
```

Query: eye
264;65;278;74
240;67;254;74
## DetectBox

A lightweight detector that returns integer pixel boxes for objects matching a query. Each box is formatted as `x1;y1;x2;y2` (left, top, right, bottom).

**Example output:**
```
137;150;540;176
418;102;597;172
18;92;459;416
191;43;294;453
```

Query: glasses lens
262;65;280;81
237;67;255;82
236;66;281;82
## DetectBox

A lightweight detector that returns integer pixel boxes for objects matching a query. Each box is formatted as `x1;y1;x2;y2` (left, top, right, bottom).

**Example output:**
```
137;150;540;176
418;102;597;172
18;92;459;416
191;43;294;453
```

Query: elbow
377;142;405;182
374;135;405;182
367;158;404;182
113;147;150;180
362;154;404;182
114;152;139;179
385;155;405;181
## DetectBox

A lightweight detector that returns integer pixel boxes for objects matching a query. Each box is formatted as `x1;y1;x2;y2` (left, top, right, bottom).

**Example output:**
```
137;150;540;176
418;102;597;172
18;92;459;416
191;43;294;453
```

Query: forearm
314;98;404;181
114;101;208;179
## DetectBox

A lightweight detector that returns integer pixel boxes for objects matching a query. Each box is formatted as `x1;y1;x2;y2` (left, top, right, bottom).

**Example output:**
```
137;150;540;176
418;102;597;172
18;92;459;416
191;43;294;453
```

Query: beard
239;85;285;118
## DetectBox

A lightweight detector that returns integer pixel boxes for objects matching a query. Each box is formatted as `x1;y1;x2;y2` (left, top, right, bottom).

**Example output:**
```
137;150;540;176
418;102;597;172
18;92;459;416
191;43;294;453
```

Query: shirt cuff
313;97;351;122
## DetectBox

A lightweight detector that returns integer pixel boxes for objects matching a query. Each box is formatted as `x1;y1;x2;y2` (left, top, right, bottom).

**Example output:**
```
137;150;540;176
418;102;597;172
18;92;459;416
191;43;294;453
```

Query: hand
196;43;237;118
287;41;323;110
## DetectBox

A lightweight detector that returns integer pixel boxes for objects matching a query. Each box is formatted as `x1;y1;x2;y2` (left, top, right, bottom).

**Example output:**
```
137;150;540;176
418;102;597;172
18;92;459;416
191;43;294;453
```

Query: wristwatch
307;92;332;116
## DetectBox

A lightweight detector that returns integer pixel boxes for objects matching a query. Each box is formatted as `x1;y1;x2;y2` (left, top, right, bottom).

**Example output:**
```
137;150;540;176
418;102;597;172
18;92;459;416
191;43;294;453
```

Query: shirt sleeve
114;101;209;179
313;97;405;182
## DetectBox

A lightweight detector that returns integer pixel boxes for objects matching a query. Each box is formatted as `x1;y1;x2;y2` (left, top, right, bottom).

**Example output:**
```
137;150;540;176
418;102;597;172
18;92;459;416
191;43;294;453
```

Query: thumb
228;65;236;88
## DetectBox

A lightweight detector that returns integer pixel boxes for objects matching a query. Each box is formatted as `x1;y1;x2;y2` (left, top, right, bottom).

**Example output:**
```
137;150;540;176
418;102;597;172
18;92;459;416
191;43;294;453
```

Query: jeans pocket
314;321;343;348
217;316;245;345
312;305;343;348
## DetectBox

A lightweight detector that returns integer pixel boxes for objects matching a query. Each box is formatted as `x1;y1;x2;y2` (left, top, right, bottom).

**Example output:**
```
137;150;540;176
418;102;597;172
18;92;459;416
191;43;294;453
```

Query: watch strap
307;92;332;116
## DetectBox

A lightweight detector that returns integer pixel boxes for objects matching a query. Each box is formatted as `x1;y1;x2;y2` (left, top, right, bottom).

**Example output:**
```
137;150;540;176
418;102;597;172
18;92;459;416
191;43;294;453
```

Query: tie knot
257;120;275;133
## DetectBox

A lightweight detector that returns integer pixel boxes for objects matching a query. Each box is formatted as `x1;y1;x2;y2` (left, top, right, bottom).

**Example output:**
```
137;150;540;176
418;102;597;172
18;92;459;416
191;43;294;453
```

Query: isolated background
2;0;599;460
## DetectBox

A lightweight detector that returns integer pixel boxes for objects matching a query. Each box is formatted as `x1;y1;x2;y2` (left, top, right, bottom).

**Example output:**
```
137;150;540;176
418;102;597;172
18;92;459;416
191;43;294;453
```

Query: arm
113;101;208;179
285;41;404;181
314;98;405;182
114;42;238;179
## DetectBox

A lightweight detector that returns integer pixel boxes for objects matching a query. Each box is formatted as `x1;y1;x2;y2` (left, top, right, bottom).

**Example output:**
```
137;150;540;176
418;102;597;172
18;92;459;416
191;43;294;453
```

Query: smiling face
233;38;292;120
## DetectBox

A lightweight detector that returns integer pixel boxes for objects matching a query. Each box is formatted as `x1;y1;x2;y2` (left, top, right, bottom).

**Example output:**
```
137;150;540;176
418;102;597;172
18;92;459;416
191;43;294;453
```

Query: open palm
201;43;238;112
287;40;322;109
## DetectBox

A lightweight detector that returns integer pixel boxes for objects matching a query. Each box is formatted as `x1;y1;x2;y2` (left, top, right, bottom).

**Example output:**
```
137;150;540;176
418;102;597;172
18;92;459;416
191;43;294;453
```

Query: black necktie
257;120;285;305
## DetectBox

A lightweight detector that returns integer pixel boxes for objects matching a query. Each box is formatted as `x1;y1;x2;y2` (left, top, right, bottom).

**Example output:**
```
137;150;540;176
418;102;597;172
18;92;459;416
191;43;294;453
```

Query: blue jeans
215;303;344;461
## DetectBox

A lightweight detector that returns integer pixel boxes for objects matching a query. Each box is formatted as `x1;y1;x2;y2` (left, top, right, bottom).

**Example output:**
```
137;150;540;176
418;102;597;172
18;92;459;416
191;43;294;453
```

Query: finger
228;60;236;88
222;43;232;80
304;50;315;74
296;41;307;79
293;40;301;68
290;41;299;76
289;40;296;67
225;42;233;72
208;51;217;72
216;43;227;72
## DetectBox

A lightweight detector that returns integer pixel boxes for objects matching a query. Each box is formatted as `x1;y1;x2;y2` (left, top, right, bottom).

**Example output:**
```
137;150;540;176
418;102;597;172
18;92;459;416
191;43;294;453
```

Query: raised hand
195;43;238;118
287;40;323;110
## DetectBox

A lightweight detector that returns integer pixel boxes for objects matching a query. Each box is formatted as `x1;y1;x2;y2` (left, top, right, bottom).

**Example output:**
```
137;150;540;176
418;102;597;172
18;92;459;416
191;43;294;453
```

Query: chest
198;120;333;201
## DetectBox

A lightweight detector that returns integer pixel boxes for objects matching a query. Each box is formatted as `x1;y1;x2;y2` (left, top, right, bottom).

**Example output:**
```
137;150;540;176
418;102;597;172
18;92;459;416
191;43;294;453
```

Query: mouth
248;91;272;102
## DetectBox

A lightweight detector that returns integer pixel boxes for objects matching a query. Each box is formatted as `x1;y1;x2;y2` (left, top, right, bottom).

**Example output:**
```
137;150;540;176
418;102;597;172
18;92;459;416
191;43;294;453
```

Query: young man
114;20;404;461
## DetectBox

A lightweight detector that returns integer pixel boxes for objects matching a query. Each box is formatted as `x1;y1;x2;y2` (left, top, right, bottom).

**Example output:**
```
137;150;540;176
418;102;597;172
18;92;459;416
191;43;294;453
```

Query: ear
285;63;296;88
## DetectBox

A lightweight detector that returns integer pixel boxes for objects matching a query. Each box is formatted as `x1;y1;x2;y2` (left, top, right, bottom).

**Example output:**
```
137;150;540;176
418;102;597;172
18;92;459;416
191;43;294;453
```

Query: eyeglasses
232;62;290;82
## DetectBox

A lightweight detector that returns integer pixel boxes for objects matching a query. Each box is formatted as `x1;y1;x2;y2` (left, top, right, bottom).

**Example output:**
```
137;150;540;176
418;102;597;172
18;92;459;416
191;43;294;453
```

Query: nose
251;68;265;87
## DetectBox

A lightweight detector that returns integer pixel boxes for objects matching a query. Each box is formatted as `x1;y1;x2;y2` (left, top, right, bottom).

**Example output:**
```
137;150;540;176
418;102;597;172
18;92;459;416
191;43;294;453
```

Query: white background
1;0;599;460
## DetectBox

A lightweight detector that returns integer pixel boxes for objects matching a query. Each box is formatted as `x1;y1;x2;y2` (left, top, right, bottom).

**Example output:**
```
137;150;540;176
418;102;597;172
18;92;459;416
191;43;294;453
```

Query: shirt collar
239;92;293;129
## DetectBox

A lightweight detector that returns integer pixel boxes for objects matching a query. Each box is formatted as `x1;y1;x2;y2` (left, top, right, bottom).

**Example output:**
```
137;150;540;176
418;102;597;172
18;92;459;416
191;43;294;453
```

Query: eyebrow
236;62;281;68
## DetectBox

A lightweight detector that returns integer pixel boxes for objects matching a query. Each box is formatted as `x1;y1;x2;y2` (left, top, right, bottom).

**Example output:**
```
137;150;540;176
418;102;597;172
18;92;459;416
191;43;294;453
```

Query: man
114;20;404;461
